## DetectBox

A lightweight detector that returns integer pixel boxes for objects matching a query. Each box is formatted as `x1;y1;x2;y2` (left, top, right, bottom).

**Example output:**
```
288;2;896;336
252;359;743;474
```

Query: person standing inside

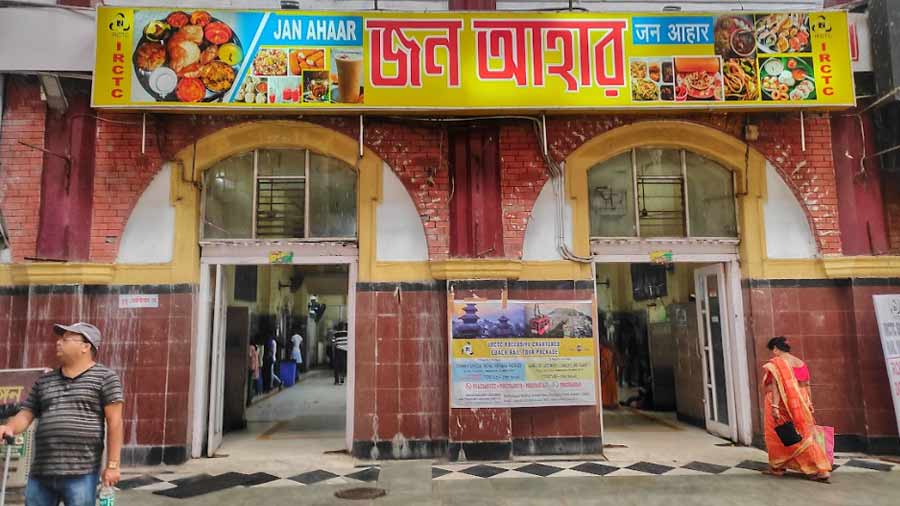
247;342;260;405
331;324;348;385
290;328;303;382
0;322;124;506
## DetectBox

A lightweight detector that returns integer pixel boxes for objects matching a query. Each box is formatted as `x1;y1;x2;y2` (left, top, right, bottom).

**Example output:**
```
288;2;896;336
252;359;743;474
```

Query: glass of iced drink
334;49;363;103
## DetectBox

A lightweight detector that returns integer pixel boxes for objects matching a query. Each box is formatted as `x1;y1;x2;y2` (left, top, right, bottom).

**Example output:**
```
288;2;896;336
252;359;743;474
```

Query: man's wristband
106;461;119;470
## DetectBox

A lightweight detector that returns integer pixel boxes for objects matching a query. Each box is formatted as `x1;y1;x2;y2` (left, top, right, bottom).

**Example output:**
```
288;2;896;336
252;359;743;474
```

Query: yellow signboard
93;8;854;111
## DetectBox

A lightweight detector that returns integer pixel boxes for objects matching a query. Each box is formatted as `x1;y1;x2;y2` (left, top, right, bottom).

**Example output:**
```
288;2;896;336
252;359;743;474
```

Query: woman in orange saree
762;336;831;482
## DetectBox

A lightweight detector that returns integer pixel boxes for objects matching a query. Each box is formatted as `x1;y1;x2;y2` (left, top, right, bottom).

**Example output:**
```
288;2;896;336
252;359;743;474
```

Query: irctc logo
108;13;131;34
810;15;832;34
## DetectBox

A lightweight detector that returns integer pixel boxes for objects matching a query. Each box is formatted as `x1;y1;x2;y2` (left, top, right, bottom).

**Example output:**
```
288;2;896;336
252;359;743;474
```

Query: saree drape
762;357;831;476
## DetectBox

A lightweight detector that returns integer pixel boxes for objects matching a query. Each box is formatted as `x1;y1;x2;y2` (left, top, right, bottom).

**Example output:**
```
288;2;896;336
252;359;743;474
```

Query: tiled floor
116;384;896;500
115;455;895;498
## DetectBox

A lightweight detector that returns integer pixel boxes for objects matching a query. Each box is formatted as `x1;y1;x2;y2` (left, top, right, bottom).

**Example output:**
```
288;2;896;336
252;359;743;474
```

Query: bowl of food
730;30;756;58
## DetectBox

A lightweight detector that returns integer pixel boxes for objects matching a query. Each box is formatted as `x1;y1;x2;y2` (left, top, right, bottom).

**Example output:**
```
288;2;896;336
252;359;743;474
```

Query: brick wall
1;78;842;261
500;124;548;259
0;78;46;262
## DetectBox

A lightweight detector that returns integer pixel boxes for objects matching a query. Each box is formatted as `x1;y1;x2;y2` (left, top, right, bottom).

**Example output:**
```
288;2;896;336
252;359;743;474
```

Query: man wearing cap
0;322;124;506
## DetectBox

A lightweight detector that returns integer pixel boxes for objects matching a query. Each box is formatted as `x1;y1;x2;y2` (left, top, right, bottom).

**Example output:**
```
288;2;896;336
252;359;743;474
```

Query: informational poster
450;299;596;408
93;8;854;110
872;295;900;438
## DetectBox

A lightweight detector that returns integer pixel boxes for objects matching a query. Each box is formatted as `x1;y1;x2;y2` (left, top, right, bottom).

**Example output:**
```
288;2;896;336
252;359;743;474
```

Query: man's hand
102;468;121;487
0;424;14;440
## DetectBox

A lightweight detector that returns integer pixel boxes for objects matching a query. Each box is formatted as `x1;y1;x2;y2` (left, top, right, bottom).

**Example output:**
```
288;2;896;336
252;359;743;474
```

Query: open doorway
201;262;354;460
596;261;744;459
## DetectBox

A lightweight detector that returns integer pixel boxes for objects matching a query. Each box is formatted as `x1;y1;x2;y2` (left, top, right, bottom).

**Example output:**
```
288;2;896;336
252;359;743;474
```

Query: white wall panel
763;162;818;259
117;165;176;264
376;163;429;261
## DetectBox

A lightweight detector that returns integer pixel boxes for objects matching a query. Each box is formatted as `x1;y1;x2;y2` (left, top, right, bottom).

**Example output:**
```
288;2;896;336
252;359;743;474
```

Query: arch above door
563;120;798;278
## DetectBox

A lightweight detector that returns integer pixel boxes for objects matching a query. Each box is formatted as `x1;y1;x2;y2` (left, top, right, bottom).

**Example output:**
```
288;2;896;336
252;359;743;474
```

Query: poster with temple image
450;299;597;408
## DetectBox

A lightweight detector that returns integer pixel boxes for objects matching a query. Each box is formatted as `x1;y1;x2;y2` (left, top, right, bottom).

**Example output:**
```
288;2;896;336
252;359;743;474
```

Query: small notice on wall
873;294;900;438
269;251;294;264
119;294;159;309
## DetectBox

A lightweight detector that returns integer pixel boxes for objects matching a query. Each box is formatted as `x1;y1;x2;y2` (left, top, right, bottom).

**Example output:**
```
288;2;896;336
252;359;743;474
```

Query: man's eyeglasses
57;336;88;344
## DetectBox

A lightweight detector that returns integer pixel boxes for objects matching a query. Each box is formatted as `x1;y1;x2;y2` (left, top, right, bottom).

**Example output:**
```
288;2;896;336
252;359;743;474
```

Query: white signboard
872;294;900;438
849;12;873;73
118;294;159;309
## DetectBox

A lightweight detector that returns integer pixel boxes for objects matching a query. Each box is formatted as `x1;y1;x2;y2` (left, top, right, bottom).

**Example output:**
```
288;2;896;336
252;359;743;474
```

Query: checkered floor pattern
430;457;895;480
116;457;894;498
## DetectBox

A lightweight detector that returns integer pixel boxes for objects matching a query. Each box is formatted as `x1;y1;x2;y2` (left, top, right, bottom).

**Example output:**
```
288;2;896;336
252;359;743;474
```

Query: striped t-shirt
22;364;124;476
332;331;348;351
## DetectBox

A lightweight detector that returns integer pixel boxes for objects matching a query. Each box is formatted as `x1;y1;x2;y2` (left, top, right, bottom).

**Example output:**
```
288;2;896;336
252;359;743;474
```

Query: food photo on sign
674;57;724;102
131;9;242;102
760;56;816;101
714;14;760;101
630;58;676;102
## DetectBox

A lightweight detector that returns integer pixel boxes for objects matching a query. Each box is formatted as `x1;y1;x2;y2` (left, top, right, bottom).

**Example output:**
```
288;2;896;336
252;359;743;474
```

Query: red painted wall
831;110;890;255
0;287;193;456
36;83;95;261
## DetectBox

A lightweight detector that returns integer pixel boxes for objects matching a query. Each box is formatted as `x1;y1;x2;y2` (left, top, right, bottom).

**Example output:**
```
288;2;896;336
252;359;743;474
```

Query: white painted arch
117;164;176;264
763;162;818;259
376;163;429;262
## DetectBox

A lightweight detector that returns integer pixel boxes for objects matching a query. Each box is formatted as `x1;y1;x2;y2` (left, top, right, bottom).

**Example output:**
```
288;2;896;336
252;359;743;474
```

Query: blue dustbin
279;360;297;387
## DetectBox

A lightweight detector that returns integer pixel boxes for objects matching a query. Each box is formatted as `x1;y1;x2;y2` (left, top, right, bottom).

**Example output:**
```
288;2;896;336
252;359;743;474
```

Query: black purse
775;420;802;446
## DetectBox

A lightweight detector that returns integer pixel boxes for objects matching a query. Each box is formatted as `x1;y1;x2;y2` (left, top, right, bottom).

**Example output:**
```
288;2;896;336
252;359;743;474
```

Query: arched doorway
564;121;778;455
182;121;383;460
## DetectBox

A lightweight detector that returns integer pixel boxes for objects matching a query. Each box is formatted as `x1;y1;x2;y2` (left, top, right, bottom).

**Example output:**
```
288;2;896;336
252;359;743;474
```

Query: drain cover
334;487;387;500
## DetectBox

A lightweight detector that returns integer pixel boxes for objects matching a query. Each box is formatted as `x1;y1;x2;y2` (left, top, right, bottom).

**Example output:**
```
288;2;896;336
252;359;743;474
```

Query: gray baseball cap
54;322;102;350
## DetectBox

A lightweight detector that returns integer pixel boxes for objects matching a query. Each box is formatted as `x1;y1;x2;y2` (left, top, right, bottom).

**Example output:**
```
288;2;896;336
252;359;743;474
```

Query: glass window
256;177;306;238
588;148;736;239
588;151;635;237
309;153;357;238
201;149;356;240
687;152;738;237
258;149;306;177
203;152;254;239
635;148;681;177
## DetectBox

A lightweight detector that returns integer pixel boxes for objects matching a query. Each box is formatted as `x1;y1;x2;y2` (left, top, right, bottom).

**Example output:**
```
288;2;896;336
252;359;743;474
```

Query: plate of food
233;76;269;104
630;58;674;102
290;49;326;75
755;13;811;54
759;57;816;101
253;48;288;77
674;57;724;101
132;10;242;102
723;58;760;101
714;15;756;59
632;78;660;101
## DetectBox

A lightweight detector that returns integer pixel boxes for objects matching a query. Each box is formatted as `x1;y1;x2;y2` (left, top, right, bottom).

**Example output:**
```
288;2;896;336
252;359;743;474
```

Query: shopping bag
815;425;835;465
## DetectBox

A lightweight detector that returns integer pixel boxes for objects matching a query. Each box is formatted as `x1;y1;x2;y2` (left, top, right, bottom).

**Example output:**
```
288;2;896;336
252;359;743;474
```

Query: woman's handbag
775;420;803;446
